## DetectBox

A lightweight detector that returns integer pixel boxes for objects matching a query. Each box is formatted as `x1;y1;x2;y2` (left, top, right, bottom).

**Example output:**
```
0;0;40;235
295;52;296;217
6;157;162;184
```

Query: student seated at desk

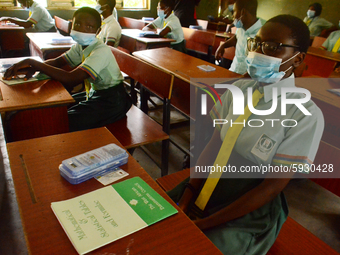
142;0;186;53
320;23;340;53
168;15;324;255
3;7;132;132
0;0;56;32
95;0;121;47
215;0;265;75
303;2;335;37
209;0;235;24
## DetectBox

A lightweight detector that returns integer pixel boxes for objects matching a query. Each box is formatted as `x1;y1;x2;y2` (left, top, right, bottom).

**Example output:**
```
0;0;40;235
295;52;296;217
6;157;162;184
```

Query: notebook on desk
51;176;178;255
0;56;50;85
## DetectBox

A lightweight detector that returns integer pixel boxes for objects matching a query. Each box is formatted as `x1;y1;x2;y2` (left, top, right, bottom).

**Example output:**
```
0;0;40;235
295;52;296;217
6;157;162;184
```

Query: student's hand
3;59;33;80
193;218;210;230
215;44;225;61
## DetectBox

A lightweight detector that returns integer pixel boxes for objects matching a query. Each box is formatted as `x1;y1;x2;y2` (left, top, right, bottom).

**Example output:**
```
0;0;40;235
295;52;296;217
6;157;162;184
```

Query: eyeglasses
247;37;300;55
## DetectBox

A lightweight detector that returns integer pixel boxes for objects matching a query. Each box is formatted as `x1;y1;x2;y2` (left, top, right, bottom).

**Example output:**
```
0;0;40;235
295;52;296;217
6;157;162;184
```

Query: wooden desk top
26;32;75;52
0;23;24;30
133;47;242;87
0;57;74;112
295;77;340;109
307;46;340;62
121;29;175;44
7;127;221;255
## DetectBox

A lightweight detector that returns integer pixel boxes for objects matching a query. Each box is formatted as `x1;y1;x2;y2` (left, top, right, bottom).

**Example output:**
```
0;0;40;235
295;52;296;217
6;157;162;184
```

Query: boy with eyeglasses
3;7;132;132
215;0;265;74
169;15;324;255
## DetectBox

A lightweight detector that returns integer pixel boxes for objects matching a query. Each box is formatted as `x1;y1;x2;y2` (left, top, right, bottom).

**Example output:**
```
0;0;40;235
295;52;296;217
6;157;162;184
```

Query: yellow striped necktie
82;54;91;101
194;89;264;211
332;37;340;53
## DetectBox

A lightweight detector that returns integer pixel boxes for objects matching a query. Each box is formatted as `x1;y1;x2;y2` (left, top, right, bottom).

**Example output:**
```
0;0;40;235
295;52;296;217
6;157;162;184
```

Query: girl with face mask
303;2;334;37
168;15;324;255
142;0;186;53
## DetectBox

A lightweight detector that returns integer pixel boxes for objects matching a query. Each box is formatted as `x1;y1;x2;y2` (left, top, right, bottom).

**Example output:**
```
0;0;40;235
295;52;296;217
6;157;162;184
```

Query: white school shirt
321;30;340;52
62;38;123;91
151;12;184;44
229;18;266;75
303;16;333;37
210;75;324;171
28;2;55;32
98;14;122;47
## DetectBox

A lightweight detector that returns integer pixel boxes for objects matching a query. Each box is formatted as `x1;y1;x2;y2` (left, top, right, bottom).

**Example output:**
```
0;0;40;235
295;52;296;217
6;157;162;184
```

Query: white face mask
70;30;97;46
246;51;300;83
95;4;103;14
307;10;315;18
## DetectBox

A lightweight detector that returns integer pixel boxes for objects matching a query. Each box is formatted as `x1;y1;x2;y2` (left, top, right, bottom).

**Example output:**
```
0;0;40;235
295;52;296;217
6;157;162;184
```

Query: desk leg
140;84;149;114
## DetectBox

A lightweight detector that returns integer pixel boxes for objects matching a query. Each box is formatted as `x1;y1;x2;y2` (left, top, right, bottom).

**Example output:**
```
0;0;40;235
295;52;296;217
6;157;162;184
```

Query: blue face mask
228;4;234;12
307;10;315;18
246;51;299;84
70;30;97;46
233;16;243;29
157;9;166;19
95;4;103;14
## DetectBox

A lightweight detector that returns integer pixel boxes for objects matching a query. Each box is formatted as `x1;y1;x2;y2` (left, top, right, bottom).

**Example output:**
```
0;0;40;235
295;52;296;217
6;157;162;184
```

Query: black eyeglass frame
247;37;300;55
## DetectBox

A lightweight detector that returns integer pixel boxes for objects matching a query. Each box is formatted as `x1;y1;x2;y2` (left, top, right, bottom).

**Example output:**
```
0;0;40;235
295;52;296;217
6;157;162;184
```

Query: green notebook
1;72;50;86
51;177;178;255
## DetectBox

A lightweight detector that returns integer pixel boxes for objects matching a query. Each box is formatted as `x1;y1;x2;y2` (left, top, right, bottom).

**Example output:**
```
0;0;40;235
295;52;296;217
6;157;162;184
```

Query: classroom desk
303;47;340;77
120;29;175;53
295;77;340;148
26;32;75;60
0;57;74;141
133;47;241;158
0;23;25;57
6;127;222;255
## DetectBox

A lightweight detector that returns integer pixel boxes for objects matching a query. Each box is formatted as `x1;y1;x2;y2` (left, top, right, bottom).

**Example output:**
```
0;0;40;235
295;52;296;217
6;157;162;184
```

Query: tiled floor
1;104;340;254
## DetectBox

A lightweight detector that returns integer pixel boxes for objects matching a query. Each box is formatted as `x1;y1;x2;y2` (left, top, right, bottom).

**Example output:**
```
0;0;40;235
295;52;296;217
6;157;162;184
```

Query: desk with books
6;127;222;255
26;32;75;60
120;29;175;53
0;57;74;141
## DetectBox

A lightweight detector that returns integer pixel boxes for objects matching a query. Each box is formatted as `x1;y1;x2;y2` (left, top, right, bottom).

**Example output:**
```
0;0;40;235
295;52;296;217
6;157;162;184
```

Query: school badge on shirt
251;134;277;161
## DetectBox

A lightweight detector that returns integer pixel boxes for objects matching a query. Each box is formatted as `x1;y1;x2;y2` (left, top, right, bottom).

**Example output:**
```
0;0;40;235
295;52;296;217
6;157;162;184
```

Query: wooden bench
156;168;339;255
182;27;216;63
108;46;174;175
54;16;72;36
302;46;339;77
118;17;146;30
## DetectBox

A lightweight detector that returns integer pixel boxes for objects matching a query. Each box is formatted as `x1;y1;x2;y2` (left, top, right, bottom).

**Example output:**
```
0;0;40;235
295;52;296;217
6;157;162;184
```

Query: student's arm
193;174;294;231
0;17;34;28
142;23;156;31
158;26;171;38
4;58;89;90
215;34;237;61
178;128;222;213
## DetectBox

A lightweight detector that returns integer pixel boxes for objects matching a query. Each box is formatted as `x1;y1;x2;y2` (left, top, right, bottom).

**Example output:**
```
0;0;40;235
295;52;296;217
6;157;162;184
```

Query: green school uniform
62;38;132;131
168;76;324;254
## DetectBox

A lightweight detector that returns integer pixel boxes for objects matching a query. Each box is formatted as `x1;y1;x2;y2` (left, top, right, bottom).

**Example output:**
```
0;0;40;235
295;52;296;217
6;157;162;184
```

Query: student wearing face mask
0;0;55;32
142;0;185;52
215;0;265;74
168;15;324;255
320;20;340;53
303;2;334;37
3;7;132;132
95;0;121;47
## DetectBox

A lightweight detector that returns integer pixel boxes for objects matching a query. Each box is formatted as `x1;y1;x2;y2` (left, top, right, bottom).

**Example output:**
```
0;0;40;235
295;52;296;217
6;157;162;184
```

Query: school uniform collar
258;73;295;103
164;12;175;22
244;18;263;36
102;13;114;25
